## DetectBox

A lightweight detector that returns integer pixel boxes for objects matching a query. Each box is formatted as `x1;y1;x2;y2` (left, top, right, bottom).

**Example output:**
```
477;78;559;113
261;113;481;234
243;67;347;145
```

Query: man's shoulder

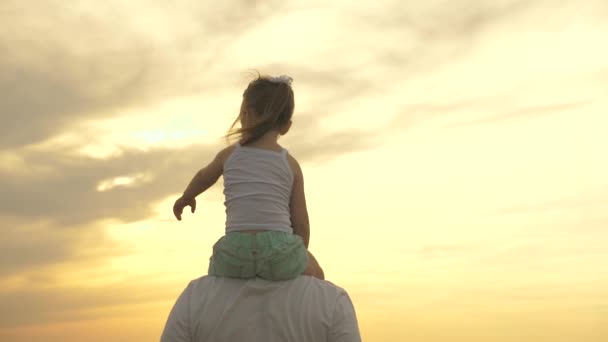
189;275;347;296
302;277;349;294
164;275;360;342
191;275;341;285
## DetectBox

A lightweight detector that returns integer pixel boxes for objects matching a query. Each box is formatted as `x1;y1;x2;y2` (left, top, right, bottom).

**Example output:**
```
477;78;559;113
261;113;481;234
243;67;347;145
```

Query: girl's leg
303;251;325;280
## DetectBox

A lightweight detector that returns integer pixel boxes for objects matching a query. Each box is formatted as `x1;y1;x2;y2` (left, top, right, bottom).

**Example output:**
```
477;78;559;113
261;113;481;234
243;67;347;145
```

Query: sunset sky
1;0;607;341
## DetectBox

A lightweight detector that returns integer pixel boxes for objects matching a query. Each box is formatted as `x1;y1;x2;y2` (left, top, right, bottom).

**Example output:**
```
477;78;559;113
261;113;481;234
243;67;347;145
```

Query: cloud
0;144;221;226
0;217;130;277
0;0;288;150
0;3;158;149
282;112;382;163
445;101;589;127
0;273;176;327
344;0;535;78
2;0;603;152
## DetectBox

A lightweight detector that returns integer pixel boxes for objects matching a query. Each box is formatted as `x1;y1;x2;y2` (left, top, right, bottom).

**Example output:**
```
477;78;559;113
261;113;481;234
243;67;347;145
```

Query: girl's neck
240;131;281;149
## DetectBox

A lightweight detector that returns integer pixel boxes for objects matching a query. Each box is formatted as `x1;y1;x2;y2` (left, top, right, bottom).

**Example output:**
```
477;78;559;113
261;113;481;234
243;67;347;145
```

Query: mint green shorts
208;231;308;281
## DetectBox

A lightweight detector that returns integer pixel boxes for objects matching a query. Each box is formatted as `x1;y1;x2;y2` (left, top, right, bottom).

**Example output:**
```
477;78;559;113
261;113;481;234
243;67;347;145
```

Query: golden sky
1;0;607;341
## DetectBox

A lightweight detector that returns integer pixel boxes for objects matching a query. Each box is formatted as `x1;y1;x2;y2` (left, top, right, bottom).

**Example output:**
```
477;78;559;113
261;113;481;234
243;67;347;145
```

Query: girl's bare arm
288;155;310;248
182;146;232;200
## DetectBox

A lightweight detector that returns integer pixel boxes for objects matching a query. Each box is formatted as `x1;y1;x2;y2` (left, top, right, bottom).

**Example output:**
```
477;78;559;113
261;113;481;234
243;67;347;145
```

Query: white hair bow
268;75;293;85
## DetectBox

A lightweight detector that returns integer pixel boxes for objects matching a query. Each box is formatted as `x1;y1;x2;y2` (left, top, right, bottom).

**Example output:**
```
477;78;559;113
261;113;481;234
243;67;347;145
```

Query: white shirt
160;276;362;342
223;143;294;234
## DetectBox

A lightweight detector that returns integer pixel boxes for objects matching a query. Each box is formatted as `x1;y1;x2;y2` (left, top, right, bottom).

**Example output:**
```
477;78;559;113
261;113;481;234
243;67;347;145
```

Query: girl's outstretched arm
182;147;231;200
288;155;310;248
173;146;233;221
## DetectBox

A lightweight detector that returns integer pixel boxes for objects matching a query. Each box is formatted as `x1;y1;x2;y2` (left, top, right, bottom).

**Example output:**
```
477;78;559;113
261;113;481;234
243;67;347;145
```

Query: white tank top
223;143;294;233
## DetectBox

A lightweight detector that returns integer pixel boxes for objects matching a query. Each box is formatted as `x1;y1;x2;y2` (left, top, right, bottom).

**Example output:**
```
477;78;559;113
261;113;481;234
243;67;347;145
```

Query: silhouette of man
161;275;361;342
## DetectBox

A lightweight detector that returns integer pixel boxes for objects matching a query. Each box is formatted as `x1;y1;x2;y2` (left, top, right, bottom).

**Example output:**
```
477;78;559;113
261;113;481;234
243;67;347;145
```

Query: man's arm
328;291;362;342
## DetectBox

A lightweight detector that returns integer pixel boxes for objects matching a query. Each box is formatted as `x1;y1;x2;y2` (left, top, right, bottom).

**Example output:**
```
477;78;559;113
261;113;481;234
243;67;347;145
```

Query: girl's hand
173;196;196;221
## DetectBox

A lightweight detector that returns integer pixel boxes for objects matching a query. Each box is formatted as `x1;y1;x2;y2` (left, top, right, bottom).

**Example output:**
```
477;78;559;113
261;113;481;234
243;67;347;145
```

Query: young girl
172;73;324;280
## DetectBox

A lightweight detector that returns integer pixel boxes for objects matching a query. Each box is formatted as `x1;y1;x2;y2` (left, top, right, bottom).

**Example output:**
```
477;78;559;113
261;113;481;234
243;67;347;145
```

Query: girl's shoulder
222;143;239;156
216;143;239;167
285;151;303;179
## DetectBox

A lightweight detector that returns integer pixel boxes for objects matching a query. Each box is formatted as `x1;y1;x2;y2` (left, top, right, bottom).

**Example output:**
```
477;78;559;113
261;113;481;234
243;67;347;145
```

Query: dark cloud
0;3;162;149
0;144;219;226
0;148;229;330
0;0;287;150
0;53;151;148
0;274;177;327
0;218;129;277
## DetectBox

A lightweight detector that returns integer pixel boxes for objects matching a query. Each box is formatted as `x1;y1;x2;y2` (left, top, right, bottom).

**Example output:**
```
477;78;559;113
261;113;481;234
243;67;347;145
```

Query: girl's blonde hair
226;72;295;145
